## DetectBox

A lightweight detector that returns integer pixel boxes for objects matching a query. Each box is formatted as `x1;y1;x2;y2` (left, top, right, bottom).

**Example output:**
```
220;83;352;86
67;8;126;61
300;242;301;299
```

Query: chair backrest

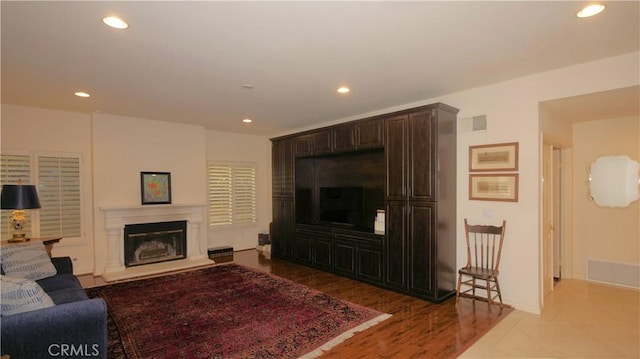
464;219;506;272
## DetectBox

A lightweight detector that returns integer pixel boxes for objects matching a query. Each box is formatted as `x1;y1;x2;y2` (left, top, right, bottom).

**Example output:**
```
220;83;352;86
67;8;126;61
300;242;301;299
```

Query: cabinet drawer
333;230;382;244
296;224;333;237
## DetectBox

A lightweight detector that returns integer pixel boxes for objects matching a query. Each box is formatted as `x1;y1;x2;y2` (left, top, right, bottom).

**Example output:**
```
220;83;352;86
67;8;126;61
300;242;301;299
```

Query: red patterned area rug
86;263;391;358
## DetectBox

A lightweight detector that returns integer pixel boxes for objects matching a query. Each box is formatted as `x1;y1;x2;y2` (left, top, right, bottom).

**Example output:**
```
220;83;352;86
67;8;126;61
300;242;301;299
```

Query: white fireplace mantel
100;203;209;281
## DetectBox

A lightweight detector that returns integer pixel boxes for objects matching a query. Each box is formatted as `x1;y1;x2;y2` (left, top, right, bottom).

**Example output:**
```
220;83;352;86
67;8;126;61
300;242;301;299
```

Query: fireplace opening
124;221;187;267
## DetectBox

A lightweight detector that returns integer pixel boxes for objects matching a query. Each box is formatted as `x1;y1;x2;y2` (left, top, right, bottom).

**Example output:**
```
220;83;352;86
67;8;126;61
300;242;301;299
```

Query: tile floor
460;279;640;358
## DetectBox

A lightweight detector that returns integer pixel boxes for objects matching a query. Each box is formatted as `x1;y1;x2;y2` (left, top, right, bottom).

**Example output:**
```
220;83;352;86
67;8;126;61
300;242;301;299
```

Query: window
38;155;81;238
208;162;256;226
0;152;82;239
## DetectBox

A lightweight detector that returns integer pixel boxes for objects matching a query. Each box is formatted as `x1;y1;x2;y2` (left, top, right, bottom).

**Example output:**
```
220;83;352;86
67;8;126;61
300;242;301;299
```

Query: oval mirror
589;155;639;207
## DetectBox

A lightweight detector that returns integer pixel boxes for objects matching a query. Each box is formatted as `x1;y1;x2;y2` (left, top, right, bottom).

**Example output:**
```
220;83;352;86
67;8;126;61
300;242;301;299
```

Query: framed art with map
141;172;172;205
469;174;518;202
469;142;519;172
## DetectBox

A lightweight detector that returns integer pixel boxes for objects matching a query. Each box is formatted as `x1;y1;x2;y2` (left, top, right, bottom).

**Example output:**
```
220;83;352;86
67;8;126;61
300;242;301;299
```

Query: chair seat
459;266;499;279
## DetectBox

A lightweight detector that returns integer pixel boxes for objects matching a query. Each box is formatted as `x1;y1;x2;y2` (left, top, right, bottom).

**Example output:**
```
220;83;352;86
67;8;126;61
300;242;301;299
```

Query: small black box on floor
208;246;234;263
258;233;270;245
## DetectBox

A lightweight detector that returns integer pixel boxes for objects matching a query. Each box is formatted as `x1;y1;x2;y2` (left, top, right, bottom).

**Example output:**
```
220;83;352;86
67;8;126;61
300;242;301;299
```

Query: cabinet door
282;140;295;196
408;202;436;296
357;244;383;283
297;225;332;269
272;141;283;196
296;232;313;263
408;110;437;201
333;240;356;276
312;130;332;155
272;140;295;197
357;118;384;149
271;198;285;256
385;115;408;201
333;124;356;153
293;135;313;157
384;201;407;290
313;237;332;270
272;198;295;258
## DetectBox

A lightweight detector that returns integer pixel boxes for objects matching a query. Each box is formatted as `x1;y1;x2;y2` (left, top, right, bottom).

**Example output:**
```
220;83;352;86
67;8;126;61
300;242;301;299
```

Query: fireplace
124;221;187;267
100;203;208;280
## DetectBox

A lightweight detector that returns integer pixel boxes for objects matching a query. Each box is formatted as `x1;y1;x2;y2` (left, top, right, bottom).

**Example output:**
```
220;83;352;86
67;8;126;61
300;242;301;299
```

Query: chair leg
455;274;462;307
494;277;503;306
472;278;476;297
486;279;493;309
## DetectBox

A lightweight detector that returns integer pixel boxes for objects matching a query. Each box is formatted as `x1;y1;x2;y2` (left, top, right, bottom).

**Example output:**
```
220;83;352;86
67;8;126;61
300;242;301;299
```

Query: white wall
572;116;639;279
1;107;273;275
445;53;637;313
539;105;573;148
91;113;208;275
205;130;272;250
414;52;638;313
426;52;638;313
1;105;95;273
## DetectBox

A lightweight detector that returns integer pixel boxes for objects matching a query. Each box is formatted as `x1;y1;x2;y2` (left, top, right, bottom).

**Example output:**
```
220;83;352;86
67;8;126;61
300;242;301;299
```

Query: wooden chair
456;219;506;308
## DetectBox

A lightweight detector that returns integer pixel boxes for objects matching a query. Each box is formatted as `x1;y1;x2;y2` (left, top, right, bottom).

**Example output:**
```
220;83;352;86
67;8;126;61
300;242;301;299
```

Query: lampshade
1;184;41;210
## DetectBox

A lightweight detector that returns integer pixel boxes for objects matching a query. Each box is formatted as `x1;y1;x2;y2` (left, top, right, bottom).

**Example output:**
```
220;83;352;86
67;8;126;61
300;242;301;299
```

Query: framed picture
141;172;172;205
469;142;519;172
469;174;519;202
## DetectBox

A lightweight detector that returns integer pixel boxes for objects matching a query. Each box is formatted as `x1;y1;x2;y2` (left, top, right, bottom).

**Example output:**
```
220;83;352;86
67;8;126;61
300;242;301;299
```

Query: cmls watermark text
48;344;100;357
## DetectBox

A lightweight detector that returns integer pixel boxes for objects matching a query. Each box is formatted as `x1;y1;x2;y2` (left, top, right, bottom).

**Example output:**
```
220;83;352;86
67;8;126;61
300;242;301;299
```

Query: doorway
542;143;564;298
539;85;638;309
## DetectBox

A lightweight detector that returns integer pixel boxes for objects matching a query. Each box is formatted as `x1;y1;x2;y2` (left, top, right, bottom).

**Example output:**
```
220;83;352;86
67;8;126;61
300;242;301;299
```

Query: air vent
587;259;640;288
459;115;487;133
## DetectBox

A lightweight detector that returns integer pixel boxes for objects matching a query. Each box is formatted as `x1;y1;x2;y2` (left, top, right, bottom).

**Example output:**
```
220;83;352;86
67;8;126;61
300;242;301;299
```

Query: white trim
99;203;208;279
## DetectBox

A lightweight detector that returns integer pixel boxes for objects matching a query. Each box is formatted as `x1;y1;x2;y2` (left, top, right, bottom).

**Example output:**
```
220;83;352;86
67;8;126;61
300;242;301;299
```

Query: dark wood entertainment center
271;102;458;303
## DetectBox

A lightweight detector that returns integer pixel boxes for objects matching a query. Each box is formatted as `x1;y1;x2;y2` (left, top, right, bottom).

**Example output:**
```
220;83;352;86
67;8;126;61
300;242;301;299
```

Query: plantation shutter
0;154;33;239
233;165;256;224
208;162;257;226
38;155;81;238
208;165;233;225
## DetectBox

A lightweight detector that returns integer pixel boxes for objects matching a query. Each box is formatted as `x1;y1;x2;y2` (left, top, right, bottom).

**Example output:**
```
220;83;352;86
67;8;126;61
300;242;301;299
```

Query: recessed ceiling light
74;91;91;98
243;118;252;123
576;4;605;18
337;86;350;94
103;16;129;29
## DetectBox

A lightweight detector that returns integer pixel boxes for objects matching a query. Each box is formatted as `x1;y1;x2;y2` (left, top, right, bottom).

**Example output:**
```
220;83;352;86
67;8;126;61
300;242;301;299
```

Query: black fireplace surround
124;220;187;267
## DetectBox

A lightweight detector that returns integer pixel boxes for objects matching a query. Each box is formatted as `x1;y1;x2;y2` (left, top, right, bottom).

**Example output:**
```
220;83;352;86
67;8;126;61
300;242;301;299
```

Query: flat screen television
318;187;363;227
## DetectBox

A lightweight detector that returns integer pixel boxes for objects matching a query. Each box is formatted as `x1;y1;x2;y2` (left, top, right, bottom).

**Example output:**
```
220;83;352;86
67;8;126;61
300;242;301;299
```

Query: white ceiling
2;1;638;136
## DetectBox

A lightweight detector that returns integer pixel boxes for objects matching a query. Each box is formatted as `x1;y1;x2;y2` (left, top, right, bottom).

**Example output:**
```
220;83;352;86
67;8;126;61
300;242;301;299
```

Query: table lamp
1;184;41;242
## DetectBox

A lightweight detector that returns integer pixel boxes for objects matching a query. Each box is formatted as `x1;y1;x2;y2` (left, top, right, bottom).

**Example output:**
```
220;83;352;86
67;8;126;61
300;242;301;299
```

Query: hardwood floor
234;249;513;359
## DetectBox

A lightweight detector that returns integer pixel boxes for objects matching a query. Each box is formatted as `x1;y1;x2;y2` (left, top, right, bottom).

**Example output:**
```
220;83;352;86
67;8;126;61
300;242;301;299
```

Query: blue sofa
1;257;108;358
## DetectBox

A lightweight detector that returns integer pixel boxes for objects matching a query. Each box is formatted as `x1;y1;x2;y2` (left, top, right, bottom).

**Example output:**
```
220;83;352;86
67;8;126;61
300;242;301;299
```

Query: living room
4;52;637;311
1;1;638;357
